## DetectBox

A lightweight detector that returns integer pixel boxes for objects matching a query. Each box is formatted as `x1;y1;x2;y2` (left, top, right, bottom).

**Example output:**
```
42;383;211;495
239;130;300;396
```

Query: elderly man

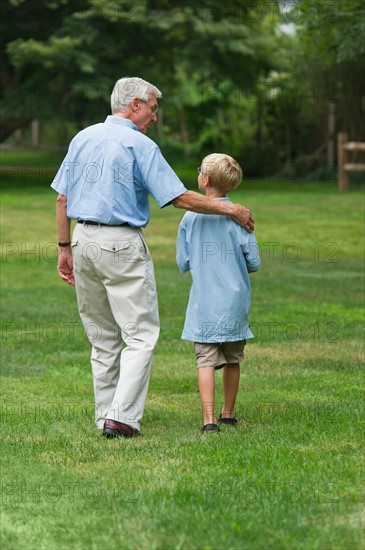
52;77;254;438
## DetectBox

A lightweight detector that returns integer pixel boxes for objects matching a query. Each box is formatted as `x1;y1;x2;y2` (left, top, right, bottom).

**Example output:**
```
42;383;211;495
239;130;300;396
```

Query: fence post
327;102;336;168
31;119;40;148
337;132;349;191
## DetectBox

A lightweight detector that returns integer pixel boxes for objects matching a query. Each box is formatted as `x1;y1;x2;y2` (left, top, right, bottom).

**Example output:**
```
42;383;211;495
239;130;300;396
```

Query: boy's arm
172;191;254;232
176;221;190;273
242;232;261;273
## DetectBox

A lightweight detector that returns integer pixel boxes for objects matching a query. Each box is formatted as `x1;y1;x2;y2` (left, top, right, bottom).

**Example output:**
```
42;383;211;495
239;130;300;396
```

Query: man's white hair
111;77;162;113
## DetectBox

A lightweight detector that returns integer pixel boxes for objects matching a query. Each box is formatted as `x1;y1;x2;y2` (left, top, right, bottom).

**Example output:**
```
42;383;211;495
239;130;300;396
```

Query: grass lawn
1;157;364;550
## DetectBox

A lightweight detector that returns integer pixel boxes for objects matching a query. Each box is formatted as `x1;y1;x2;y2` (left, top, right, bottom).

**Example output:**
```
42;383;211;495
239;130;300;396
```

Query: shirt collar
105;115;138;131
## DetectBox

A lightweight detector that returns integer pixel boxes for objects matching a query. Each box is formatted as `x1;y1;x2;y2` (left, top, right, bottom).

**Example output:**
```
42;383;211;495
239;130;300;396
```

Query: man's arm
56;194;75;286
172;191;254;232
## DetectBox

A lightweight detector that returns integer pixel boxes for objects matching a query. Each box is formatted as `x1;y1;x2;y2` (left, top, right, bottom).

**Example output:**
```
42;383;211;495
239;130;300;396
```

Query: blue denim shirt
51;116;187;227
176;198;261;343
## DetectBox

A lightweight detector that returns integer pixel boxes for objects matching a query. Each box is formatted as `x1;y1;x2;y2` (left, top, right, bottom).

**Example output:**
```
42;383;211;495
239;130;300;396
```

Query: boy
176;153;260;432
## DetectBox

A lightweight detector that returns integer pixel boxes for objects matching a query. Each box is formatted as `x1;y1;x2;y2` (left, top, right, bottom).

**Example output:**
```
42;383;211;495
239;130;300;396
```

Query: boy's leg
221;363;240;419
195;343;226;426
220;341;245;419
197;367;216;425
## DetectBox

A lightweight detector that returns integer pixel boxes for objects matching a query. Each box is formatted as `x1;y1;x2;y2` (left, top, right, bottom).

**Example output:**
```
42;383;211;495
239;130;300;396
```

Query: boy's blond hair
201;153;242;194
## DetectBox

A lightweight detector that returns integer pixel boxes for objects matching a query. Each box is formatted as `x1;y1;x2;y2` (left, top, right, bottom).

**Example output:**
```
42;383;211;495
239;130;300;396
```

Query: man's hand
58;250;75;286
172;191;255;231
231;204;255;232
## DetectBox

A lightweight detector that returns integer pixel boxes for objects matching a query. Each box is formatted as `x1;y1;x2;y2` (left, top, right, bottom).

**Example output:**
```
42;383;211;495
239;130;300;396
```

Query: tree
1;0;278;146
291;0;365;141
1;0;87;140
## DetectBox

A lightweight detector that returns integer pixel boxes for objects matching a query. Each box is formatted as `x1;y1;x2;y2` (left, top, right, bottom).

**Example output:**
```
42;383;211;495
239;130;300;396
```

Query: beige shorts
194;340;246;369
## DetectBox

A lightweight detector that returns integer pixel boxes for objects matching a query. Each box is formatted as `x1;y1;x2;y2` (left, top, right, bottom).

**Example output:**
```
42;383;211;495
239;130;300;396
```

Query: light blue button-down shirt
51;116;187;227
176;198;261;343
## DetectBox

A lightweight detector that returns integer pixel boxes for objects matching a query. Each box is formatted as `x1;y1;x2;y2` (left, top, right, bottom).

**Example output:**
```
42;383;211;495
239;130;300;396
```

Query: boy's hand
231;204;255;232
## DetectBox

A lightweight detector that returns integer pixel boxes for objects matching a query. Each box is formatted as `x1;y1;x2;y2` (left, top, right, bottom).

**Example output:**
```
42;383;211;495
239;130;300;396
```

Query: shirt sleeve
139;146;187;208
176;218;190;273
50;144;75;196
241;231;261;272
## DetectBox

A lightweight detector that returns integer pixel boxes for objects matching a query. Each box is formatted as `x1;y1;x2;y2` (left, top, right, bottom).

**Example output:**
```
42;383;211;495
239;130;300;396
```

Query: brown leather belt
77;220;129;227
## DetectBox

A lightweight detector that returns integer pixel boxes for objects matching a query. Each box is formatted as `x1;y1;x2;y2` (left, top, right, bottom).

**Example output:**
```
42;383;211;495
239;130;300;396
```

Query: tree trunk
327;102;336;167
157;106;163;144
178;108;189;157
0;117;32;143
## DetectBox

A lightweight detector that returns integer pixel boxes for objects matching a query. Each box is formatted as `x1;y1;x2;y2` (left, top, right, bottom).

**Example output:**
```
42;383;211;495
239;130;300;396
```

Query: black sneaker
218;415;238;425
201;423;220;433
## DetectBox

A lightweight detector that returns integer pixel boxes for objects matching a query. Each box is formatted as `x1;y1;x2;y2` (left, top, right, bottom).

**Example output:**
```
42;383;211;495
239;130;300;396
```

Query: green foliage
291;0;365;140
297;0;365;64
1;1;277;141
1;0;365;175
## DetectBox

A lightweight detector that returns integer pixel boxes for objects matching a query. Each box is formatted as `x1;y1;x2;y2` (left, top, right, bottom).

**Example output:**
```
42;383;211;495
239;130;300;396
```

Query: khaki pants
72;223;160;431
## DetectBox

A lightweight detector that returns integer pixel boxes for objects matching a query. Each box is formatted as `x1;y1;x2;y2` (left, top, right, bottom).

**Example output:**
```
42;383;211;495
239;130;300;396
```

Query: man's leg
73;224;160;432
104;269;159;430
73;242;123;429
101;230;160;431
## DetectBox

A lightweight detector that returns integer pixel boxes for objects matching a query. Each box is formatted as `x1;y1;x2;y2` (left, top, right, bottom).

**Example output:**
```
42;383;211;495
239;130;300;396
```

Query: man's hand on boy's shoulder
172;190;255;232
231;204;255;232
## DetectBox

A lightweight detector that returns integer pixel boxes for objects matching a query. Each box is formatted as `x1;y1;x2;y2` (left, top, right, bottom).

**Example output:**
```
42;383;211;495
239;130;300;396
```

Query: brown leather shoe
103;419;141;438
